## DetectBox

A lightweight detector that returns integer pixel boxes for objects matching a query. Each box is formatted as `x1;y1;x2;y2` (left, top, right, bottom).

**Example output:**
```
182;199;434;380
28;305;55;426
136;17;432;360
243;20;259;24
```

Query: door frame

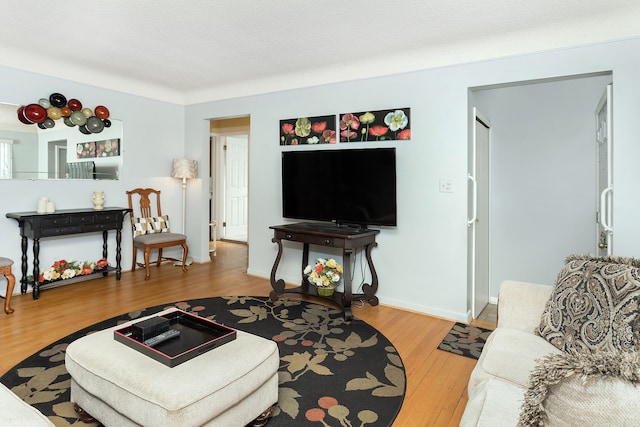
209;116;250;243
596;83;613;255
468;108;492;320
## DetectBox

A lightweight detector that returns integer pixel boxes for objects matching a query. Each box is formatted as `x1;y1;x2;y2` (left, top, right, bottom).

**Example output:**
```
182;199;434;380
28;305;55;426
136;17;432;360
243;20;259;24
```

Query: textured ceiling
1;0;639;104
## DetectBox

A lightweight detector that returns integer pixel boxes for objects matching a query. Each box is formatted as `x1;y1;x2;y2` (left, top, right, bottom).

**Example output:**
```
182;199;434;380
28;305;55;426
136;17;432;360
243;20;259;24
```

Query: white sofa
460;279;640;426
460;280;558;426
0;382;54;426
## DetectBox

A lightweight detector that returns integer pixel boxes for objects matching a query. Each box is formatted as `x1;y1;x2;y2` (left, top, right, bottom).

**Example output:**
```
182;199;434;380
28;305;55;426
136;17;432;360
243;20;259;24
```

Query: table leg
102;230;108;259
300;243;310;292
102;230;110;277
361;242;379;306
269;238;285;300
32;238;40;300
115;228;124;279
3;267;15;314
20;235;28;294
342;248;354;320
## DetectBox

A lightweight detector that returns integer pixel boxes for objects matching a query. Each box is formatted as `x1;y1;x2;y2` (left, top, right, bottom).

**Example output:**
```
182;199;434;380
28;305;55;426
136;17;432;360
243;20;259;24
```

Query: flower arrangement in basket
36;258;109;284
304;258;343;296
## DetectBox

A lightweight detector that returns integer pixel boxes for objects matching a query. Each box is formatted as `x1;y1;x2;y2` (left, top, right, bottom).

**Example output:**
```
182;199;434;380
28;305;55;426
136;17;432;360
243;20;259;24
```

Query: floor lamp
171;158;198;266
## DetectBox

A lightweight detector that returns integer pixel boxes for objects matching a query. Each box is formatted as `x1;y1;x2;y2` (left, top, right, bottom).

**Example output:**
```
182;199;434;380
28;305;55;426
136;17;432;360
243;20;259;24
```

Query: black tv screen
281;147;397;227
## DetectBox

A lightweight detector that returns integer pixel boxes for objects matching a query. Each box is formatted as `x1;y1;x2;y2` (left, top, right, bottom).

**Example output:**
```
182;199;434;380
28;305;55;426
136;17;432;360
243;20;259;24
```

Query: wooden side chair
0;257;15;314
126;188;189;280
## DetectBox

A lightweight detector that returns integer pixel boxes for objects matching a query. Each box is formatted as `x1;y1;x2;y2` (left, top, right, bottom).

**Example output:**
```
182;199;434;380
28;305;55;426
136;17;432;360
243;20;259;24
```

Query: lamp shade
171;158;198;179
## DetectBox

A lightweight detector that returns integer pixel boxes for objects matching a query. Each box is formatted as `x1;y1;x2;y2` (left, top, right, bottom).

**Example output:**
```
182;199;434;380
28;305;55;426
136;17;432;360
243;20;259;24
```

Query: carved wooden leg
246;405;274;427
144;249;151;280
2;266;14;314
181;243;188;272
131;246;137;272
73;403;97;424
269;237;284;300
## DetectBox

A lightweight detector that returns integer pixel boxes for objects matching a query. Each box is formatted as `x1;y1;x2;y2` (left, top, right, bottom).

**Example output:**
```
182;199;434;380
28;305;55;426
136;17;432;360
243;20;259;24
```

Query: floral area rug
437;322;494;360
0;297;405;427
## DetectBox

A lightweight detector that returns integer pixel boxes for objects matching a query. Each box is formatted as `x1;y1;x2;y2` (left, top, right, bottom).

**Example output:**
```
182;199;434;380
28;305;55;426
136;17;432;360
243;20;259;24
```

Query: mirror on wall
0;103;122;180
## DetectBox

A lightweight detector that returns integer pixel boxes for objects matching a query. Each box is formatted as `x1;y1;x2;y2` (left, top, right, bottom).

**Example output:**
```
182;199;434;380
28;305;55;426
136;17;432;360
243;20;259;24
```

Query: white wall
3;37;640;323
0;66;188;298
187;37;640;322
473;74;612;299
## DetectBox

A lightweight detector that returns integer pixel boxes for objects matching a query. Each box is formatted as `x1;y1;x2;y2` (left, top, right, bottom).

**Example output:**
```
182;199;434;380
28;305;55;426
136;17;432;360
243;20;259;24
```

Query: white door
468;109;491;319
224;135;249;241
596;84;613;255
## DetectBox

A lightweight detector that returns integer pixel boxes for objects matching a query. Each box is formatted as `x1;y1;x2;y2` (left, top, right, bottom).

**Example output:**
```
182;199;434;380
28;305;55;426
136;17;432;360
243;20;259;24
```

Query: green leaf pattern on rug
346;346;405;397
12;364;68;405
274;386;302;420
229;305;269;322
281;351;333;377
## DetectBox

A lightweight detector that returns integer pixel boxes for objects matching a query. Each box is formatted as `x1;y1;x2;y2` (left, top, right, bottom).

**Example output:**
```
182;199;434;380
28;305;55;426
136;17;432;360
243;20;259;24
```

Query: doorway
48;140;67;179
210;116;250;244
469;72;613;318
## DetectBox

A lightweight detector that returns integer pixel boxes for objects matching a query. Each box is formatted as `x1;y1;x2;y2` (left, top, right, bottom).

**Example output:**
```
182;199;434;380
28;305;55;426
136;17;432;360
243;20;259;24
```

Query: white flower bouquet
304;258;343;288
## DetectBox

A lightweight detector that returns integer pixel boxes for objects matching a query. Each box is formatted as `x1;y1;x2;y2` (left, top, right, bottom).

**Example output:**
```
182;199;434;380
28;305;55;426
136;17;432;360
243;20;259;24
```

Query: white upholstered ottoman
65;309;279;427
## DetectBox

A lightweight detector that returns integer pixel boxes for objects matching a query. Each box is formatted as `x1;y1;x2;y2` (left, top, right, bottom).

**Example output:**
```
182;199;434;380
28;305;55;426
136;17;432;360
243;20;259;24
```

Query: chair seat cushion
65;309;279;427
133;232;186;245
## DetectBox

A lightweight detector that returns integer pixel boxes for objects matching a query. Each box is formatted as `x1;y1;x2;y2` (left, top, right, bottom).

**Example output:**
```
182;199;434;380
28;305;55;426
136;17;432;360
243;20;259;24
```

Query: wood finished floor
0;241;494;426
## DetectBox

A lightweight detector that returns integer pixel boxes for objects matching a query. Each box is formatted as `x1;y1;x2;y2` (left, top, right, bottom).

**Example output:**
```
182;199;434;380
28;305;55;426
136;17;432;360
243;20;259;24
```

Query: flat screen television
281;147;397;228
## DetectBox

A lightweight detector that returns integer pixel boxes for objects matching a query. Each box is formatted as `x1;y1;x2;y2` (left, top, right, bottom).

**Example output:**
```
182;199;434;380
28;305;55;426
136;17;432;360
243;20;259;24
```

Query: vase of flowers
304;258;343;297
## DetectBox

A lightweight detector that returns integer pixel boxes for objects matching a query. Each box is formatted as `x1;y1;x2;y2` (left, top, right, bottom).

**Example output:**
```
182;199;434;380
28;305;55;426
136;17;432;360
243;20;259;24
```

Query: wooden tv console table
269;223;380;320
6;207;132;300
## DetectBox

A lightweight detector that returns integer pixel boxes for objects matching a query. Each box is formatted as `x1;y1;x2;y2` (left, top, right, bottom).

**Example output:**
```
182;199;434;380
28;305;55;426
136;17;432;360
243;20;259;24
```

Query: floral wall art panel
96;138;120;157
340;108;411;142
76;142;96;158
279;115;336;145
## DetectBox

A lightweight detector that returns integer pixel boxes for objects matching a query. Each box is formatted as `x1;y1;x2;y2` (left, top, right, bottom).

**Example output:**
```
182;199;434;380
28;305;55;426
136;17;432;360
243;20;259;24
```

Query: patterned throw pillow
133;215;171;237
537;255;640;354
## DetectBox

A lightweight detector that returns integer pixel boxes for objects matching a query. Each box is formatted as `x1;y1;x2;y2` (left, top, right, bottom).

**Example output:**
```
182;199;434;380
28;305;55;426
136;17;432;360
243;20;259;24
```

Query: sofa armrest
497;280;553;333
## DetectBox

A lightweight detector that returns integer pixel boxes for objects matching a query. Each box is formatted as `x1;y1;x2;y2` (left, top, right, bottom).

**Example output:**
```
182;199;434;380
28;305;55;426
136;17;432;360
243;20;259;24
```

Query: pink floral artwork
279;115;336;145
339;108;411;142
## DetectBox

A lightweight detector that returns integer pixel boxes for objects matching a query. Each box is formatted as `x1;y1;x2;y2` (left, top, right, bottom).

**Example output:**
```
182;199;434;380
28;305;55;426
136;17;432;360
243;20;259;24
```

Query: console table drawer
83;223;119;232
69;214;96;225
42;217;69;227
95;213;120;223
41;226;83;236
278;231;338;247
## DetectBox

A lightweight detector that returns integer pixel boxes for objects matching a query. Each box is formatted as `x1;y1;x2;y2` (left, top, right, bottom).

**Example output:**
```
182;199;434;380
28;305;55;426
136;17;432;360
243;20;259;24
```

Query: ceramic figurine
92;191;105;210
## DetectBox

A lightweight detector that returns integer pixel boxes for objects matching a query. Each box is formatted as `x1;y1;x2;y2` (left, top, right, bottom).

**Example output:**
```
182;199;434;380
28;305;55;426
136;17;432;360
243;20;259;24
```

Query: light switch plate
439;179;453;193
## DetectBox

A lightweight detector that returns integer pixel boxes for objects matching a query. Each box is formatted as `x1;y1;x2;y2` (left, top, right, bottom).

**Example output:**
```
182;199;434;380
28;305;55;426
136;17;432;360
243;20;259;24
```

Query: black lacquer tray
114;309;236;367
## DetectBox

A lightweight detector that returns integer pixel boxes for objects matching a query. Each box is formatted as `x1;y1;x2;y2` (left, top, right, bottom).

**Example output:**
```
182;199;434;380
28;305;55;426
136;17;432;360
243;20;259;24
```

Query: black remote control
143;329;181;347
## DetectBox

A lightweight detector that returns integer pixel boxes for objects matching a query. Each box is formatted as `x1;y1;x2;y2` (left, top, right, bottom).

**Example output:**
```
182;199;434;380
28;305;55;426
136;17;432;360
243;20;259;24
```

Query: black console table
6;207;132;299
269;223;380;320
